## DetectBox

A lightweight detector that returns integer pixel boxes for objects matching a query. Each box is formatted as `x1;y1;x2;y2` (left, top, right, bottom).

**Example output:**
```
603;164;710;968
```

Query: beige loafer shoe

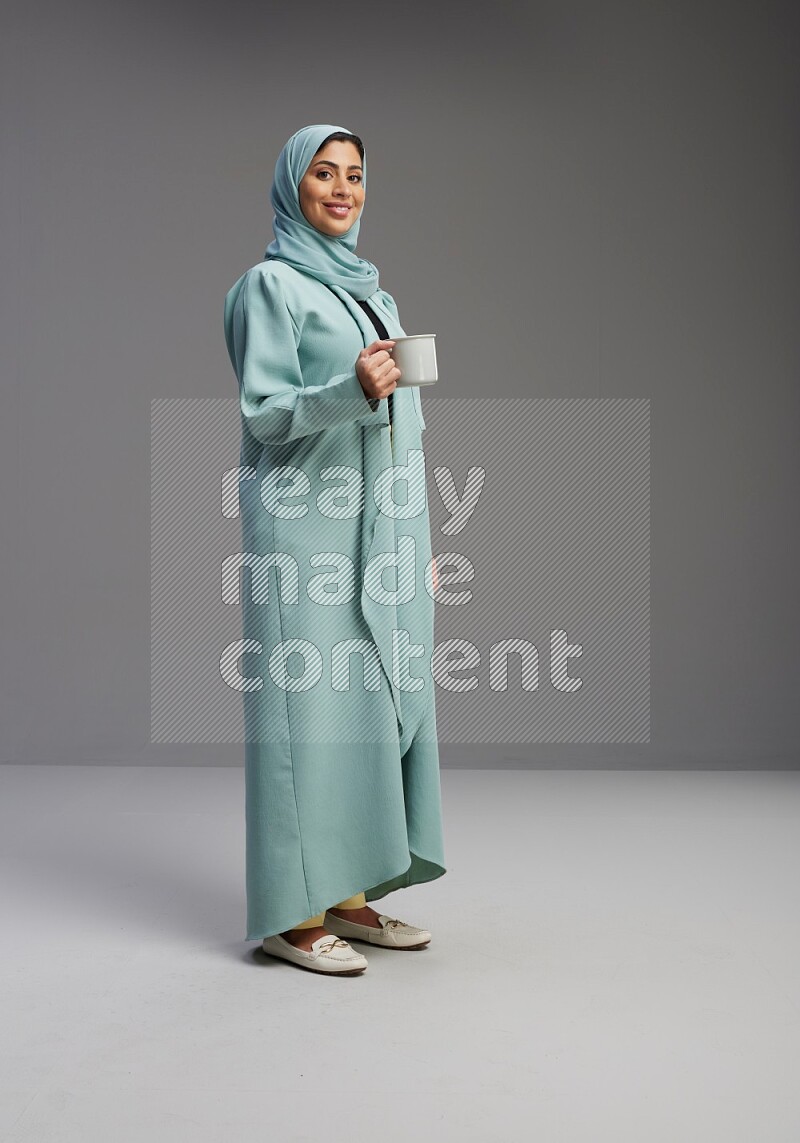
324;911;432;949
262;933;368;975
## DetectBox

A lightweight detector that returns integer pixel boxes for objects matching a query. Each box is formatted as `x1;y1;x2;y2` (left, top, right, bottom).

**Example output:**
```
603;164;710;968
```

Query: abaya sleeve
225;267;381;445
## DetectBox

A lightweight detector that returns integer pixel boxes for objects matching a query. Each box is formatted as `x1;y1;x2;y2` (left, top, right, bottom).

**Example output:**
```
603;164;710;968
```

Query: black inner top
354;298;393;426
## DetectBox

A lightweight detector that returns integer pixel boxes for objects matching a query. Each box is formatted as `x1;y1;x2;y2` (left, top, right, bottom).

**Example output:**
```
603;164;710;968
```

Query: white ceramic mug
389;334;438;386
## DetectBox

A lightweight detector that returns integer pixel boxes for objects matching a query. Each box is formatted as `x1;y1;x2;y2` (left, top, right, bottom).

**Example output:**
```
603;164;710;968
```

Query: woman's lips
324;204;351;217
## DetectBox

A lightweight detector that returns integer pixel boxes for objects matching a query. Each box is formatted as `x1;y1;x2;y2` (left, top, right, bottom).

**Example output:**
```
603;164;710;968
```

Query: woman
223;124;446;976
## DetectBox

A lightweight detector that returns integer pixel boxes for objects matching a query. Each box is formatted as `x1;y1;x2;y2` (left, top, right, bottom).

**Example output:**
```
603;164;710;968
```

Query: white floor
1;765;799;1142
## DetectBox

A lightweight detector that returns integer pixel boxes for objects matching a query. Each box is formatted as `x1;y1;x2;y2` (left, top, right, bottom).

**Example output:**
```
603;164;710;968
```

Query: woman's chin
315;214;358;237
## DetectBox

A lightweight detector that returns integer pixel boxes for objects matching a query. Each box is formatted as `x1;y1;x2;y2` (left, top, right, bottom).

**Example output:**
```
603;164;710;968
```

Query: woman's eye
318;171;362;182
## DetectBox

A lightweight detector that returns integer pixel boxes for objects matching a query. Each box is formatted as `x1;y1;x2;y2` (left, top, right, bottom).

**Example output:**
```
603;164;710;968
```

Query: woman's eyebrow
313;160;363;171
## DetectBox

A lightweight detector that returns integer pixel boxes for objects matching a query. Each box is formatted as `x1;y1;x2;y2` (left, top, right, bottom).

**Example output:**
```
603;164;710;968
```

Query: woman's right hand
356;339;401;400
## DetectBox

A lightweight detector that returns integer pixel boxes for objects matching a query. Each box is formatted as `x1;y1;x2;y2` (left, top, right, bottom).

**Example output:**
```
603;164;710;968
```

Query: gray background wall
2;0;798;767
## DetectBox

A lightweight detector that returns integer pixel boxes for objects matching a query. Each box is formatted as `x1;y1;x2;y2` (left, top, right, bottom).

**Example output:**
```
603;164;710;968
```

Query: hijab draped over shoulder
263;123;380;301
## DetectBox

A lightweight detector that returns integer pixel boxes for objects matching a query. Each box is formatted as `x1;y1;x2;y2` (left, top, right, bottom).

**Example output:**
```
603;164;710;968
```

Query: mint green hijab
263;123;380;301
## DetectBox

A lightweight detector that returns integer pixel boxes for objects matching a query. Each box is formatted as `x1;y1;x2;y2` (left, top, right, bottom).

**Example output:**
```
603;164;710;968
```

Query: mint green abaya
223;126;446;941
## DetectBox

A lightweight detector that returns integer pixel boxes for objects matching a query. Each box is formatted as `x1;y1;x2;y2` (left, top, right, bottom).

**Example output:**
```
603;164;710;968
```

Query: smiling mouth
324;204;352;215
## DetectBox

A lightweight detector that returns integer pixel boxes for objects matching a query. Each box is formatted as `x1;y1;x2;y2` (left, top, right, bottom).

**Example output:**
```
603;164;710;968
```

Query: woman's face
298;140;365;237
